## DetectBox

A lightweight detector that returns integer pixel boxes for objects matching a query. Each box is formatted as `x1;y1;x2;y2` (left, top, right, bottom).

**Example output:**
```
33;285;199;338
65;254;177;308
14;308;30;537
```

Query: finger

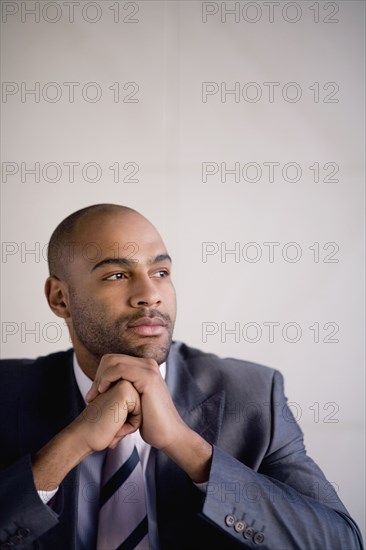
116;423;139;438
87;355;159;402
86;366;121;401
100;363;138;389
85;383;99;402
109;424;137;448
100;362;157;395
109;435;123;449
102;358;160;391
98;376;115;394
86;355;126;401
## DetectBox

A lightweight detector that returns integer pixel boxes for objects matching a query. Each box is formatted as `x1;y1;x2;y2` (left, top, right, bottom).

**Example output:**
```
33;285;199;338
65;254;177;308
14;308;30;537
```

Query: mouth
127;316;167;337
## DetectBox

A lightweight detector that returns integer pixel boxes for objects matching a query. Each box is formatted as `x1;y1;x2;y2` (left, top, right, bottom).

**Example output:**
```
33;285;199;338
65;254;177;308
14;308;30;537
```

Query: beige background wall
1;0;365;538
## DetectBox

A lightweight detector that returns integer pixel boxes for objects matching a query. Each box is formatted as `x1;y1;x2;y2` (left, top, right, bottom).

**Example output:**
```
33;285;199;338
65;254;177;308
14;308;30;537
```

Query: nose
129;275;162;308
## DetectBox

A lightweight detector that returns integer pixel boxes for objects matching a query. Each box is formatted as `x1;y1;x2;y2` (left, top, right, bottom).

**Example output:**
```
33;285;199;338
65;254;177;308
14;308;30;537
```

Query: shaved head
48;203;138;279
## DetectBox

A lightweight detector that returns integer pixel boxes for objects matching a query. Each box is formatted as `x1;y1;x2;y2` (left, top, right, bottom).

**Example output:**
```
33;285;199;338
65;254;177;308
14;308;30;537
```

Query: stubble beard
69;295;175;365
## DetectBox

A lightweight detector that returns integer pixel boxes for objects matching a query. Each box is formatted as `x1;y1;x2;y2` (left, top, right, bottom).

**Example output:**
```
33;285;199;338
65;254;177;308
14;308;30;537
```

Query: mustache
117;310;172;327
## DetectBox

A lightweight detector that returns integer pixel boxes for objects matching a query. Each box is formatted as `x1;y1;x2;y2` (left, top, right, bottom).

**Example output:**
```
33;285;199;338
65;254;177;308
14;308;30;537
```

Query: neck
73;345;100;381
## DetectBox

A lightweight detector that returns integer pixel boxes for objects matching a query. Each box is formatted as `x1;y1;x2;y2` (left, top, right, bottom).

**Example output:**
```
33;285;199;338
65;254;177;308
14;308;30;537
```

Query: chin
127;341;171;364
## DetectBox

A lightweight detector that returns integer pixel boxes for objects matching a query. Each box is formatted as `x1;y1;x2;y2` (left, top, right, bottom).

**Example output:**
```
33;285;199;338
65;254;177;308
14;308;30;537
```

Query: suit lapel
165;342;225;444
46;358;84;550
19;350;84;550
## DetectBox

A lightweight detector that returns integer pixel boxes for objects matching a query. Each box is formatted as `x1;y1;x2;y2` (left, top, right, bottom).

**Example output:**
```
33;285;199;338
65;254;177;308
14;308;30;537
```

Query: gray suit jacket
0;342;363;549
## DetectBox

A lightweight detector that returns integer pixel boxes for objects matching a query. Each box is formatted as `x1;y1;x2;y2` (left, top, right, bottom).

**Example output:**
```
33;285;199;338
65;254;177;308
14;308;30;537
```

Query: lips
128;316;165;327
127;316;167;336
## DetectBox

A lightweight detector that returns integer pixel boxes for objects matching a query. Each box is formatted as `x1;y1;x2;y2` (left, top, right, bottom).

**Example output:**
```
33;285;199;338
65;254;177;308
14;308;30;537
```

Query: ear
45;276;71;319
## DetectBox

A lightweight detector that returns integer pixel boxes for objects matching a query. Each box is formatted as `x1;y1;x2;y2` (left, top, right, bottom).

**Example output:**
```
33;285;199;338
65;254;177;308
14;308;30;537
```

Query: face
62;211;176;367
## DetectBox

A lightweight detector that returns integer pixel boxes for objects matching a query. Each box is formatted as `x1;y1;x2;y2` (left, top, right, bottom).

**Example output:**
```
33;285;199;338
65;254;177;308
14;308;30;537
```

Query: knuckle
116;379;131;394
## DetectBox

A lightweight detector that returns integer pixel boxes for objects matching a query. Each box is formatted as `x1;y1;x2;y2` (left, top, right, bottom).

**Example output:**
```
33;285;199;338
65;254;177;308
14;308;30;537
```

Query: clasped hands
74;354;212;483
79;354;188;455
32;354;212;487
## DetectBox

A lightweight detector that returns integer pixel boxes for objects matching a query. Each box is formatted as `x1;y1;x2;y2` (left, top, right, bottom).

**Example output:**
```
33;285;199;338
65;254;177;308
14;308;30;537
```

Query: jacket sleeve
0;454;59;548
200;370;364;549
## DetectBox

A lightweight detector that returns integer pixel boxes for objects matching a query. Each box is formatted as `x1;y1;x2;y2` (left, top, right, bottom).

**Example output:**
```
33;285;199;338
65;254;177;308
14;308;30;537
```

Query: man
0;203;363;549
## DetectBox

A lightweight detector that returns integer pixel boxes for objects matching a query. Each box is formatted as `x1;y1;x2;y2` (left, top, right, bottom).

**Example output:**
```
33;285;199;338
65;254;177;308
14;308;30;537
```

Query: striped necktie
96;436;149;550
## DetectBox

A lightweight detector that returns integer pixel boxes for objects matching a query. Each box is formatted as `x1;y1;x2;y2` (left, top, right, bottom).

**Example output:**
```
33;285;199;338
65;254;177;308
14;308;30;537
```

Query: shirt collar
73;353;166;404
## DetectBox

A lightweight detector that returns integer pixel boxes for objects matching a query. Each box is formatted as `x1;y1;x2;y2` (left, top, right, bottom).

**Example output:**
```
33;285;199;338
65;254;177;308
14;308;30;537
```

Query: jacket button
17;528;30;538
234;520;246;533
9;534;22;544
254;531;265;544
243;526;255;539
225;514;236;527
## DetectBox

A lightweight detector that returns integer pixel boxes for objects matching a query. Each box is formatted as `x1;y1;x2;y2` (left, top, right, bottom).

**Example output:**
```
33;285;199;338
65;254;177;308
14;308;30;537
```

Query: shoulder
171;340;276;376
170;341;281;394
0;348;73;367
0;349;74;384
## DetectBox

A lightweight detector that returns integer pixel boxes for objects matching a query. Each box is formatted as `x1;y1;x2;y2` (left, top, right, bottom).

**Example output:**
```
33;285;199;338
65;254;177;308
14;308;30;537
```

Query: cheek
166;285;177;314
70;289;104;319
98;283;130;301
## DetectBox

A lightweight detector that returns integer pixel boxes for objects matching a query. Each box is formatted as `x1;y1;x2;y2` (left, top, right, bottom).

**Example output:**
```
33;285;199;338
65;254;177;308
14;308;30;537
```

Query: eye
104;272;128;281
153;269;170;278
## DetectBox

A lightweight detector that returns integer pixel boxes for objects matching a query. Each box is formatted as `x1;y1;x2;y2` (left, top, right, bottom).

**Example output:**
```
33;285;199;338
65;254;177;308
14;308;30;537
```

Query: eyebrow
91;253;172;272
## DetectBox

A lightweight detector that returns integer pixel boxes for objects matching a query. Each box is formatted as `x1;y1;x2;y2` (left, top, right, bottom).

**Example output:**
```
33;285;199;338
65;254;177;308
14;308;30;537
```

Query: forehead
72;211;167;264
